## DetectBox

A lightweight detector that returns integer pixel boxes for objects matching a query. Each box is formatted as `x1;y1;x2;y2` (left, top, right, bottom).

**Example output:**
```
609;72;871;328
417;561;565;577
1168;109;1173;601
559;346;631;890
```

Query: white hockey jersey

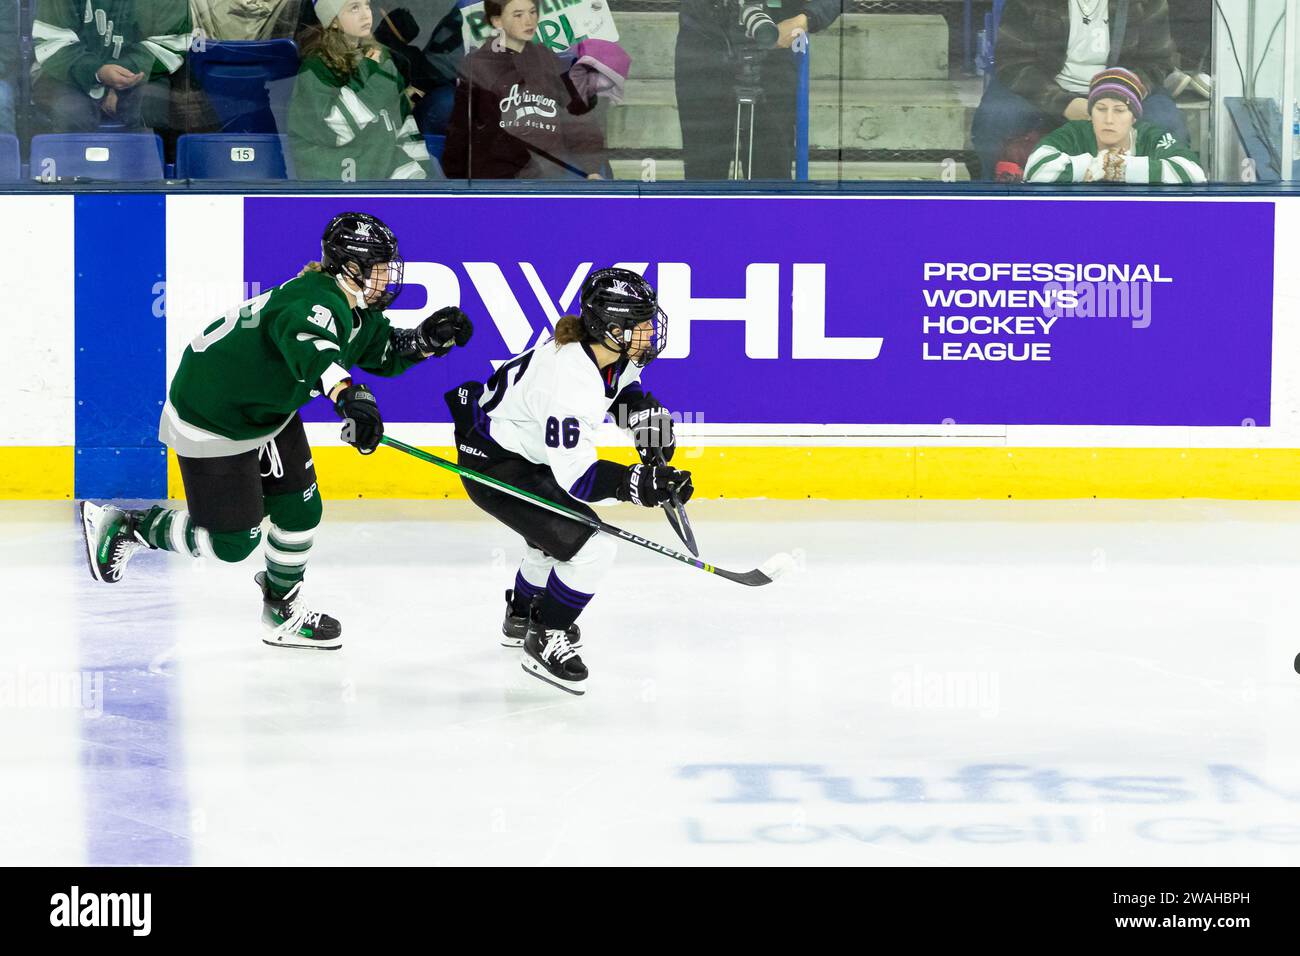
479;339;643;504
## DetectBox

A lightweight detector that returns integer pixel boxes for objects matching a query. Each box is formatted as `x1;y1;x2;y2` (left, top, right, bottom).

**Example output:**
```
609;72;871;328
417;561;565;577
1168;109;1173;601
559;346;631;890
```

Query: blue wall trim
75;194;168;499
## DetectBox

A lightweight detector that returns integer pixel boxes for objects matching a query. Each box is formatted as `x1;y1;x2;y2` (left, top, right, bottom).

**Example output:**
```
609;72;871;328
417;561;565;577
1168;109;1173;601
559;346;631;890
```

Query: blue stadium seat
190;39;300;133
177;133;287;180
424;134;445;162
0;134;19;180
420;84;455;135
29;133;165;181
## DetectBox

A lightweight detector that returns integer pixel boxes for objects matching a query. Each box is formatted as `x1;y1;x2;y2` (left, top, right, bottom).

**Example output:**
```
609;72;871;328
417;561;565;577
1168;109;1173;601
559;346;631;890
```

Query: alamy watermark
152;280;266;323
1042;277;1156;328
0;668;104;717
891;664;1000;718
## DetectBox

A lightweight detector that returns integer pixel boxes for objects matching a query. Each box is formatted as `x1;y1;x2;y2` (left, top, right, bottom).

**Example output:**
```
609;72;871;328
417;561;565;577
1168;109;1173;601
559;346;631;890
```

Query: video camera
717;0;782;49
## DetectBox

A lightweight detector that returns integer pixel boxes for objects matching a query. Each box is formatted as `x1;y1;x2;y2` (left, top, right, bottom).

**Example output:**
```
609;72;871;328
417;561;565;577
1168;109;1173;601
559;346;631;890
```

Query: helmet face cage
580;268;666;366
350;255;405;311
322;213;404;310
626;305;668;368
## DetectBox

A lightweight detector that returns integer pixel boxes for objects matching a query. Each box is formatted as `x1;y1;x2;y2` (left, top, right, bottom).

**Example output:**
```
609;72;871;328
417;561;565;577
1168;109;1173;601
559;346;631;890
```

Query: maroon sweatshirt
443;38;607;180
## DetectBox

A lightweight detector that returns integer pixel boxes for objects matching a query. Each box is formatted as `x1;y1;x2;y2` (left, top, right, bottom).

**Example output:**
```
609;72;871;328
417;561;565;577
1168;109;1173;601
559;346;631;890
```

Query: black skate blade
520;660;586;696
261;638;342;651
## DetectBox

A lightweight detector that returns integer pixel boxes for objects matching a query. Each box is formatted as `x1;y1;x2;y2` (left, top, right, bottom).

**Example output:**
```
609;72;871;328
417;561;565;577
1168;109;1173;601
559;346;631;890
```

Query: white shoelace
110;532;148;580
259;439;284;480
541;630;579;664
272;584;323;640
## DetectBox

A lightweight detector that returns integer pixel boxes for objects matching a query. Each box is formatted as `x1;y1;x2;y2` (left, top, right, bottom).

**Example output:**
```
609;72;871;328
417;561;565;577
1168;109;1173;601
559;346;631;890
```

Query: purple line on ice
77;519;193;866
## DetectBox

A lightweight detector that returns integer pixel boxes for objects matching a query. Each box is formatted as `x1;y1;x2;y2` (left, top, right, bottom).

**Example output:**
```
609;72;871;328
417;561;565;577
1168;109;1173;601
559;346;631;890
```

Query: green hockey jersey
1025;120;1207;184
32;1;191;92
161;269;423;458
287;51;433;182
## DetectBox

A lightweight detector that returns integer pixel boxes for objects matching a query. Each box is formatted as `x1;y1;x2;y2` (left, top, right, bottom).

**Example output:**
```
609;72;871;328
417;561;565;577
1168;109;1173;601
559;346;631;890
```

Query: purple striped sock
540;569;594;630
512;571;546;613
514;571;545;599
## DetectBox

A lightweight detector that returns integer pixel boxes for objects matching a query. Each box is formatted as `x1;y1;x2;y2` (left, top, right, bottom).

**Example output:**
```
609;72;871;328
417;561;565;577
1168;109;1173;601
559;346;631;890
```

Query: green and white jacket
1026;120;1207;185
33;1;191;93
288;51;433;182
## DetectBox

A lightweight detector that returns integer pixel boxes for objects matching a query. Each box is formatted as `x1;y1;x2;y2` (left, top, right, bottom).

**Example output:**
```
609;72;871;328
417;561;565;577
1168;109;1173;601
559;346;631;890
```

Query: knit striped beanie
1088;68;1148;119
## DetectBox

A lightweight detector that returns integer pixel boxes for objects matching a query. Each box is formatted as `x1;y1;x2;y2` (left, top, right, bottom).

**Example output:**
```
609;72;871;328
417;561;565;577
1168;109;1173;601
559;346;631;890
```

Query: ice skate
521;614;588;695
80;502;149;584
501;589;580;648
257;572;343;650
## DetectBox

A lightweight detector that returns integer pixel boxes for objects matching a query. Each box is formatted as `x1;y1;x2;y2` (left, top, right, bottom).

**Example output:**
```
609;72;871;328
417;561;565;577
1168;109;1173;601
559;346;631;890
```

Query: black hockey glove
335;382;384;455
618;462;693;508
417;307;474;357
625;392;676;464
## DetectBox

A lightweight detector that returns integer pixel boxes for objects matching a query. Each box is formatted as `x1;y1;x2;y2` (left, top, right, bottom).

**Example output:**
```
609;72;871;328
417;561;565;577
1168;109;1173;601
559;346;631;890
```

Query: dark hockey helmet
578;268;667;367
321;212;405;309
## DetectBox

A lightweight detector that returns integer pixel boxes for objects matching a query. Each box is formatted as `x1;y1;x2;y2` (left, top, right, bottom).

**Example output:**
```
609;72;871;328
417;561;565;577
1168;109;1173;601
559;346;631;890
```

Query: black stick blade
715;567;775;587
655;448;700;557
719;553;798;587
664;499;699;556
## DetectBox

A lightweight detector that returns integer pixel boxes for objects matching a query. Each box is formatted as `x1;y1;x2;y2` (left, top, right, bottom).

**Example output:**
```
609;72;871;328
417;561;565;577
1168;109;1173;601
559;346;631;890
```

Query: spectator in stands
408;2;466;131
972;0;1187;181
31;1;193;136
373;4;464;135
190;1;303;41
675;0;841;180
288;0;434;181
1164;0;1211;100
1025;68;1205;183
442;0;606;180
0;0;16;137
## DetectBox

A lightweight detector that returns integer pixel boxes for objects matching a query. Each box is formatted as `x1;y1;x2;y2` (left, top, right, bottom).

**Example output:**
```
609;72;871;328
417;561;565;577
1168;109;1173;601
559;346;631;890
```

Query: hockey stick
379;435;791;587
652;447;699;557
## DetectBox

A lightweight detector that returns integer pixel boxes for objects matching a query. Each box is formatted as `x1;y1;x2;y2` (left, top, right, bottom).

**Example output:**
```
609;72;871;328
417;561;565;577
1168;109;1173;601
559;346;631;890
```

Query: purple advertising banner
243;196;1274;426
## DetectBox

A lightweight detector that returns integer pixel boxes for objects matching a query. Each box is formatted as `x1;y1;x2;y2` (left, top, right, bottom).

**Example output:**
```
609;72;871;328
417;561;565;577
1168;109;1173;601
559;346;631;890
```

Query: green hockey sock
263;523;315;597
263;489;322;598
135;506;200;557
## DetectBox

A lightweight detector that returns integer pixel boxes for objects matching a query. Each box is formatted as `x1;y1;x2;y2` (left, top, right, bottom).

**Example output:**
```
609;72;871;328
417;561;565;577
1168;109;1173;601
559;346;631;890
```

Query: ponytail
553;314;586;345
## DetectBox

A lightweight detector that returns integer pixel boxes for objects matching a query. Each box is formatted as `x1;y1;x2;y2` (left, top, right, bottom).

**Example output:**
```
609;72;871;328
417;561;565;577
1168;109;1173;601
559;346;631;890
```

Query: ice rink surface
3;498;1299;866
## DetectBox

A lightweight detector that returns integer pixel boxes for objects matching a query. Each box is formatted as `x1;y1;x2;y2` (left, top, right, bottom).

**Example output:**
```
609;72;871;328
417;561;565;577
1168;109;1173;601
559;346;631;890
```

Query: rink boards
4;191;1295;500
